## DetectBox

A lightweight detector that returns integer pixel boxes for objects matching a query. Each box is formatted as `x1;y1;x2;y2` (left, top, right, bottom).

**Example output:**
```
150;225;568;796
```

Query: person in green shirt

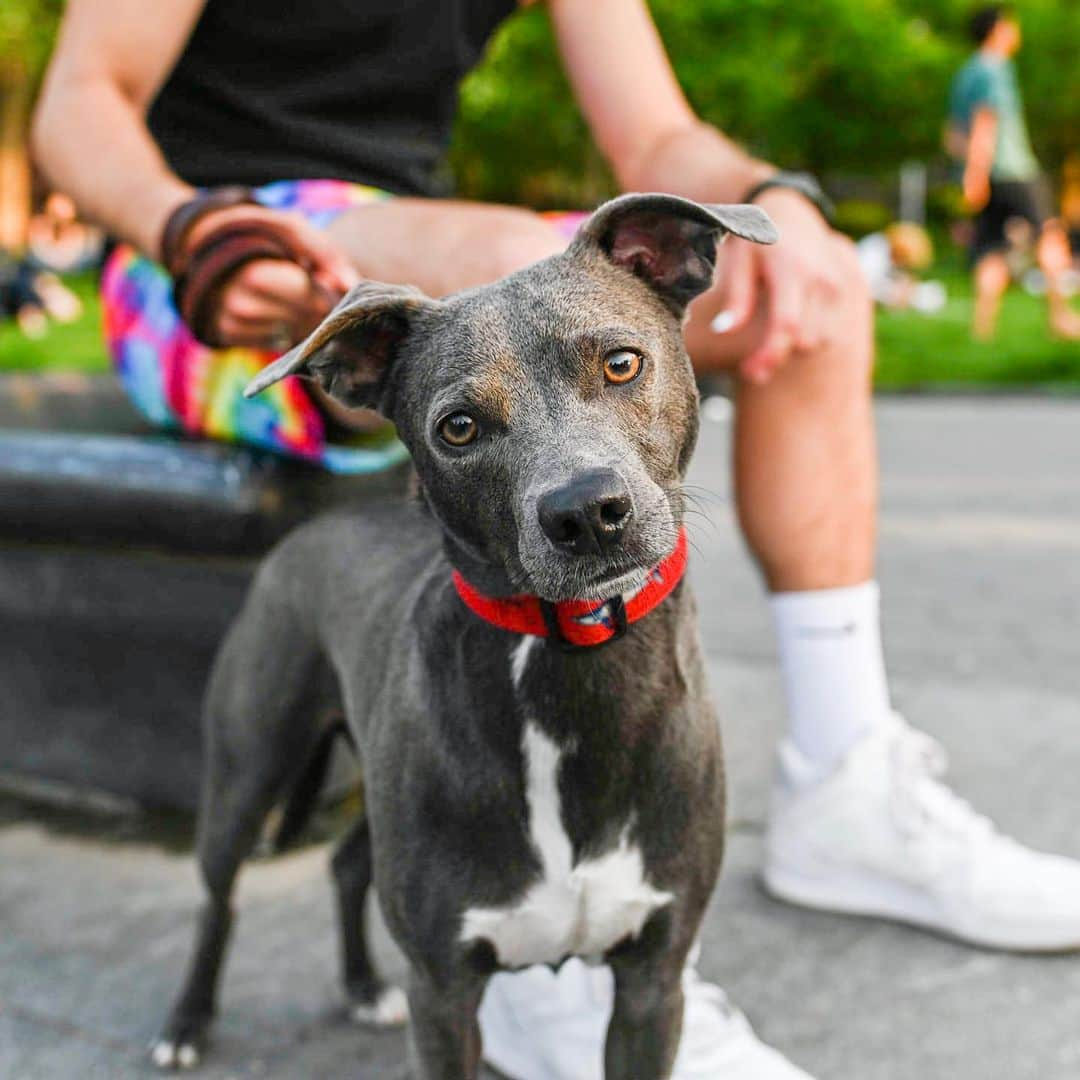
947;4;1080;340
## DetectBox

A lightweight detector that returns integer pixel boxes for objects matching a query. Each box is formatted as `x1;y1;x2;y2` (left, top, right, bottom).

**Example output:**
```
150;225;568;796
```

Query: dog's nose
537;469;633;556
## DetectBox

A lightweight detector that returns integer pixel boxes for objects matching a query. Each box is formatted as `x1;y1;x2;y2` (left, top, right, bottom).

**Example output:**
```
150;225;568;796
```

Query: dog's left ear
243;281;435;410
576;193;778;313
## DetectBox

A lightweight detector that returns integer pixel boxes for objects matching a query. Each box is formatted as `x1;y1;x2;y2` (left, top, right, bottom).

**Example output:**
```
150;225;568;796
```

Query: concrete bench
0;374;406;812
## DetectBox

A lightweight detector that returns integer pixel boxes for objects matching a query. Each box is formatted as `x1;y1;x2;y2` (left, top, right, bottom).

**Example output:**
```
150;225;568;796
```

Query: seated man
34;1;1080;1077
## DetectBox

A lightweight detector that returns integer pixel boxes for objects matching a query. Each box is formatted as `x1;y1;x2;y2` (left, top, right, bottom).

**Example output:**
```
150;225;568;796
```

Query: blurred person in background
856;222;946;313
0;245;82;339
32;3;1080;1078
1061;153;1080;272
947;3;1080;341
26;192;104;275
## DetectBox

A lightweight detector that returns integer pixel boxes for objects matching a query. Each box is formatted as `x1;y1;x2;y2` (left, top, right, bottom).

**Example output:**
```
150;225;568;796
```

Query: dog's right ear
574;193;778;314
243;281;434;411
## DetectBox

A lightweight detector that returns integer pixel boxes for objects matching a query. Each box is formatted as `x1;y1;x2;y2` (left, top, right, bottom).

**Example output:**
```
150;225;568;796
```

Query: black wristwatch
743;171;836;226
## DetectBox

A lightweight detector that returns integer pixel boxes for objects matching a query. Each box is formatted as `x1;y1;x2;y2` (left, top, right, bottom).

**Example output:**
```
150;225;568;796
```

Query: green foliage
0;0;62;73
453;0;1080;206
834;199;895;238
7;0;1078;209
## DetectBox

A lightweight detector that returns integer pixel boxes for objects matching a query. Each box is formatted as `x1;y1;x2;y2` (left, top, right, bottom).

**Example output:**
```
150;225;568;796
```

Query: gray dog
151;193;777;1079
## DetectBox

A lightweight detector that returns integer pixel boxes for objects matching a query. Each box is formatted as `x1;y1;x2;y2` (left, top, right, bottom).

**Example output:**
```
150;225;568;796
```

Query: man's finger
740;265;804;383
220;286;301;327
235;259;316;304
274;214;361;293
216;313;288;350
711;238;757;334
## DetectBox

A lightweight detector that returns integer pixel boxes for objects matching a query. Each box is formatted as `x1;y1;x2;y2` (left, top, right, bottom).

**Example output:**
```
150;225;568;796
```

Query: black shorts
971;177;1051;263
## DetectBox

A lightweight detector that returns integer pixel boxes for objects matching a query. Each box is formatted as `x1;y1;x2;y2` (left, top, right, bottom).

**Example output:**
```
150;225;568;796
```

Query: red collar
452;529;688;650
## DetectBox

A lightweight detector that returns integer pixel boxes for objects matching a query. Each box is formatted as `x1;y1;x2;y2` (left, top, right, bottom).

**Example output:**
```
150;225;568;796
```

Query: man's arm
548;0;850;385
963;107;997;212
32;0;356;346
32;0;205;257
546;0;773;200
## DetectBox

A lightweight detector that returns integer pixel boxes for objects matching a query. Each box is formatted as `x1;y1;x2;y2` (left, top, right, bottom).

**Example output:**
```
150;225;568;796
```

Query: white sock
770;581;892;775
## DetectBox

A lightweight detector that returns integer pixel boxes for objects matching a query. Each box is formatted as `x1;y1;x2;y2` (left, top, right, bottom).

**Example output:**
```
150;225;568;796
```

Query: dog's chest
459;641;672;968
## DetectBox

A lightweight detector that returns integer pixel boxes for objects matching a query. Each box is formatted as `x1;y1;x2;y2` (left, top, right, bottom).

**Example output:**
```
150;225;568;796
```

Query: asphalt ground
3;397;1079;1079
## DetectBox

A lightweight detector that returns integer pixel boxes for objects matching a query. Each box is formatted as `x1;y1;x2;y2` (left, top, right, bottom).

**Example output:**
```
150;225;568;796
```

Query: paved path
3;398;1079;1079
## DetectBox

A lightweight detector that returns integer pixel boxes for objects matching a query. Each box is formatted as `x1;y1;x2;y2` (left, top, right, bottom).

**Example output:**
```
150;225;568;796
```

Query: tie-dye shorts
101;179;587;473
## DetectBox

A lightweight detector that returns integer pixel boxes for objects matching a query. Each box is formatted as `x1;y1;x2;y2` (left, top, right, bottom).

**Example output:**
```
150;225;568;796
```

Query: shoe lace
890;715;997;844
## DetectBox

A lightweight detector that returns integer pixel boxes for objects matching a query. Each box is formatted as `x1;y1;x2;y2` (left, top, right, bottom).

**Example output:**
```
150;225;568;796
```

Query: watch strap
743;172;835;226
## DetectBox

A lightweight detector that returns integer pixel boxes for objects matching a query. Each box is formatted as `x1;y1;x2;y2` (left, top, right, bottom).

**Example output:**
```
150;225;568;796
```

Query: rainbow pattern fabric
101;180;399;473
102;179;588;472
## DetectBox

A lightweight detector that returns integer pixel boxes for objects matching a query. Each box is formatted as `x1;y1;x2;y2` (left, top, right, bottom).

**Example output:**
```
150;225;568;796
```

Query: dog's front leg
406;968;487;1080
604;945;687;1080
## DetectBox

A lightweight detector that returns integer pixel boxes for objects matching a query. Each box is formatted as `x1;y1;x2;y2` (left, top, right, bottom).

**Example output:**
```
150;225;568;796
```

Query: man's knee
687;233;873;385
807;234;874;387
486;208;566;279
831;233;873;324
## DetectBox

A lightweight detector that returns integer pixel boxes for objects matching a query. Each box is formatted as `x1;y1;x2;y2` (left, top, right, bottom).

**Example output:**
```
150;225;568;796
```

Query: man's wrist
743;171;835;226
140;182;198;263
159;186;259;275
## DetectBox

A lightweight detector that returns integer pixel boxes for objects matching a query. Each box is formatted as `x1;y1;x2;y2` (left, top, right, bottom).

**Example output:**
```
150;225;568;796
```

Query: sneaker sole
762;861;1080;955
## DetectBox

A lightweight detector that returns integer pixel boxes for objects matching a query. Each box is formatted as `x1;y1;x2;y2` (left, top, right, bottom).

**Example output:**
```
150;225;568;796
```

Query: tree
0;0;62;249
452;0;1079;207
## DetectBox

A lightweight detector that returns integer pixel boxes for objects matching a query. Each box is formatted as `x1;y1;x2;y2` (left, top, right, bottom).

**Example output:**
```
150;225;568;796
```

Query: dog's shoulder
252;497;442;607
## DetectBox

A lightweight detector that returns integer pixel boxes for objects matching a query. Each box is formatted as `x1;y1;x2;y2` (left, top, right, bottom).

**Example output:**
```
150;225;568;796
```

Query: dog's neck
451;531;689;651
439;530;519;598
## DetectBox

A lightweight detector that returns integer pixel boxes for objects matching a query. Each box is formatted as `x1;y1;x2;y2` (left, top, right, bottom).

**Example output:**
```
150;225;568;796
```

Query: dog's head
247;194;776;601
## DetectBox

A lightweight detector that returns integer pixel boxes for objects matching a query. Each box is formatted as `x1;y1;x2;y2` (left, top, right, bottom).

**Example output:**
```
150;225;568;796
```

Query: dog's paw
349;985;409;1028
149;1015;210;1071
150;1037;201;1071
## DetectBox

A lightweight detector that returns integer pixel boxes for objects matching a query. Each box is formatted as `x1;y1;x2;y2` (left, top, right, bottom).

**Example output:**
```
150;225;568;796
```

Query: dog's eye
603;349;643;385
438;412;479;447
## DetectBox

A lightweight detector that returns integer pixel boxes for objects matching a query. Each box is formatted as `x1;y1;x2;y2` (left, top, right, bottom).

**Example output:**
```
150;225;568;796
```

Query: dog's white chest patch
460;713;673;969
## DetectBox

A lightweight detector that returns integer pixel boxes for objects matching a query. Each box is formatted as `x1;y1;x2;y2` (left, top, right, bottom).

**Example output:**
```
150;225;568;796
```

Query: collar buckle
539;595;628;652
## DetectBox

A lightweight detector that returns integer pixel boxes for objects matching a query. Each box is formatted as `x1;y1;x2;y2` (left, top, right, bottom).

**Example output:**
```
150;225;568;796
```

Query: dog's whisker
679;483;728;507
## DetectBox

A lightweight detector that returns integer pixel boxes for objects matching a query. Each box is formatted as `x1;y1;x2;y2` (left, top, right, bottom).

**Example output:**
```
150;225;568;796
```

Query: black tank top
149;0;518;196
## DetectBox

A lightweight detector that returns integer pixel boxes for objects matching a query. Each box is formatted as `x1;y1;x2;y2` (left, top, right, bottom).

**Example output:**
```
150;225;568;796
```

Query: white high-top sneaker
479;957;813;1080
764;712;1080;952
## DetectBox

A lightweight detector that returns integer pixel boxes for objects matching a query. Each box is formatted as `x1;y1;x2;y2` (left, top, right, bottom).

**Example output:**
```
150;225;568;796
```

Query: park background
1;0;1078;385
2;7;1080;1078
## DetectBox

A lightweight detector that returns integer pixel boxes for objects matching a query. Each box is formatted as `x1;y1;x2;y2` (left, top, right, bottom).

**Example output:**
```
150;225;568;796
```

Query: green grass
875;267;1080;391
0;273;110;374
2;267;1078;390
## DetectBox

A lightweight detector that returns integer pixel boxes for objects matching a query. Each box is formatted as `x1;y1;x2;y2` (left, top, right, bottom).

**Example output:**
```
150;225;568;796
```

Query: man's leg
687;235;1080;954
1037;220;1080;338
972;251;1010;341
687;239;876;593
684;239;888;773
325;198;566;297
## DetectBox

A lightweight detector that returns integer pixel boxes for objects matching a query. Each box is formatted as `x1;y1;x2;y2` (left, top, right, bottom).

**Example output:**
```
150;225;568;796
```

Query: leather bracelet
172;217;306;348
743;171;835;226
159;186;258;275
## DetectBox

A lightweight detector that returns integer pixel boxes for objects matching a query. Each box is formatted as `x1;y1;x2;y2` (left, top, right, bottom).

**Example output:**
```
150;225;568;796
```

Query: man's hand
181;205;360;349
714;189;847;385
